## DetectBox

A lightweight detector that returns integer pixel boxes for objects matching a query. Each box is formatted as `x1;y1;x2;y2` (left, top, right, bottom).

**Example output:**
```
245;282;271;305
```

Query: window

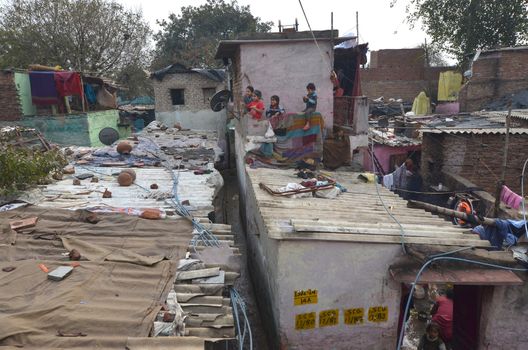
170;89;185;105
203;88;216;103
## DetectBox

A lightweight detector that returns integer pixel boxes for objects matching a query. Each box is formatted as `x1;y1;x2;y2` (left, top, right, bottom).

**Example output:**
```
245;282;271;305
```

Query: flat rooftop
247;167;490;247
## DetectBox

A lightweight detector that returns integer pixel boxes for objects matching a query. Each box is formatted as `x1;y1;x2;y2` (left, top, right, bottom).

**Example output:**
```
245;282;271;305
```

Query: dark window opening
170;89;185;105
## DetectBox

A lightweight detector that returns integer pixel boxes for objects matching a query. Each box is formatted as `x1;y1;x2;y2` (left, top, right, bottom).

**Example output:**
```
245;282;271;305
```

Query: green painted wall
0;110;130;147
14;72;37;116
87;109;130;147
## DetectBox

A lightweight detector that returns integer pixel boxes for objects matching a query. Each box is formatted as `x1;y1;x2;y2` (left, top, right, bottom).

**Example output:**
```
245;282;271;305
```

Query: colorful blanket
250;112;324;168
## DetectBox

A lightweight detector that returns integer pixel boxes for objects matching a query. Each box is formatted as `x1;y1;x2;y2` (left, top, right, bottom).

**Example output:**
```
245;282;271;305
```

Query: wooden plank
291;219;469;234
268;230;491;247
177;267;220;281
390;268;523;286
291;223;481;239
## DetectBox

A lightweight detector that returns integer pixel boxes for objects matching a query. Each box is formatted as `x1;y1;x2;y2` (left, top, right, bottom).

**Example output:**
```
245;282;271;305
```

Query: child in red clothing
247;90;265;120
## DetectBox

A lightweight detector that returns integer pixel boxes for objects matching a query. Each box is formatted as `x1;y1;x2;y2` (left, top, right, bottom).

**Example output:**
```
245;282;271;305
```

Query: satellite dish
210;90;232;112
99;127;119;145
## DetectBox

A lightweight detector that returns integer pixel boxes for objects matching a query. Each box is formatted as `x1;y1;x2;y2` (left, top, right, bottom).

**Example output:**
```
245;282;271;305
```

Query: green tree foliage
153;0;273;68
115;63;153;100
407;0;528;62
0;0;151;74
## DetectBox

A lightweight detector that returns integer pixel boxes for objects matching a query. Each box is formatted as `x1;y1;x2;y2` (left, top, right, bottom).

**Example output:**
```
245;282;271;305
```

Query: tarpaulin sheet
0;207;193;349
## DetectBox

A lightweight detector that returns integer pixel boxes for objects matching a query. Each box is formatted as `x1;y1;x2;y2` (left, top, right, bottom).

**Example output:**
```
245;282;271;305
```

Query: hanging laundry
500;185;523;209
84;84;97;105
437;71;462;101
29;71;59;105
54;71;82;97
411;91;431;115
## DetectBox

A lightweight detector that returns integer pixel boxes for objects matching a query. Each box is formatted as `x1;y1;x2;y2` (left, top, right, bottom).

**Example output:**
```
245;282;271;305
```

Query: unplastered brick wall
361;48;453;102
152;73;224;113
421;132;528;194
460;49;528;111
0;71;22;121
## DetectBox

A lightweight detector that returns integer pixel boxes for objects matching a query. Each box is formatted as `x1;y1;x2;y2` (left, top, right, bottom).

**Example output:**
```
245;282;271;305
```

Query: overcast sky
118;0;428;52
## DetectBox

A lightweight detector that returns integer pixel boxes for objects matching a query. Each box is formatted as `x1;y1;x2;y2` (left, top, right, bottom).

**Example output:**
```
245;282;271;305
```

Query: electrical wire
396;256;528;350
370;137;407;254
297;0;333;70
230;287;254;350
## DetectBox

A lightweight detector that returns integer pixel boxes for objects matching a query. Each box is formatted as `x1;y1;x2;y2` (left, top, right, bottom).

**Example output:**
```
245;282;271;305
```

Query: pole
493;100;512;216
356;11;359;43
330;12;334;67
408;200;496;226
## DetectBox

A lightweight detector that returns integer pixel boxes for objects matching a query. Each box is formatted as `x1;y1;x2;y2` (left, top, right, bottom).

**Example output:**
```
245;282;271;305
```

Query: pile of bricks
0;71;22;121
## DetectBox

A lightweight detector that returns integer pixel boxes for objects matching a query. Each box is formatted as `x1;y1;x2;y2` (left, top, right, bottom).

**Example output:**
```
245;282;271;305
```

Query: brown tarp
323;137;351;170
0;207;193;348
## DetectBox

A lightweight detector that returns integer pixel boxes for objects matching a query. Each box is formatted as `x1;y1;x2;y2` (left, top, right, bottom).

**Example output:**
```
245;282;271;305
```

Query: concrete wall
14;72;37;116
363;144;421;174
361;48;452;102
238;41;334;129
276;241;402;349
0;71;22;121
152;72;226;132
0;110;124;147
421;132;528;194
479;283;528;349
460;49;528;112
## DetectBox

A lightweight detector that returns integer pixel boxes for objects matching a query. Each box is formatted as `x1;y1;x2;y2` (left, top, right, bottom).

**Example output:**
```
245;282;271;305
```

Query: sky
118;0;429;52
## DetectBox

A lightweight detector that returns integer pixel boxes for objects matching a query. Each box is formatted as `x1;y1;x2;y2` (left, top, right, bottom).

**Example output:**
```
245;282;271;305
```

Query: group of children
243;83;317;131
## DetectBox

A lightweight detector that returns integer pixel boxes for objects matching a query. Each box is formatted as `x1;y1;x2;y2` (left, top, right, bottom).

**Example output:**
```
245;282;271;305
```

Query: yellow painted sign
293;289;318;306
319;309;339;327
295;312;316;330
368;306;388;323
344;308;364;325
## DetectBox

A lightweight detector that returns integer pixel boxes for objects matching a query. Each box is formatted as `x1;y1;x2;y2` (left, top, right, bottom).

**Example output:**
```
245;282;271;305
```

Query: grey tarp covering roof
151;64;225;83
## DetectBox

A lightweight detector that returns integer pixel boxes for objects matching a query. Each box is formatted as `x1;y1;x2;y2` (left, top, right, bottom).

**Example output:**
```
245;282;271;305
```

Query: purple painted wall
363;144;421;174
239;41;334;129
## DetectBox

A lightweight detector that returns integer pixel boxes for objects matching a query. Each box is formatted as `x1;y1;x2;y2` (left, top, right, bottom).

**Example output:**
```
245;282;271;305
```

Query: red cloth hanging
54;72;82;97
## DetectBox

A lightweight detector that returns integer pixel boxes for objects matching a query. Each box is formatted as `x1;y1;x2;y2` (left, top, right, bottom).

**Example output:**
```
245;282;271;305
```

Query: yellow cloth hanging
412;91;431;116
437;71;462;101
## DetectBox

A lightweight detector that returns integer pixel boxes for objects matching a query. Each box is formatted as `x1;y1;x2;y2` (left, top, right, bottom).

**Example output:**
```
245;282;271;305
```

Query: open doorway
399;283;486;350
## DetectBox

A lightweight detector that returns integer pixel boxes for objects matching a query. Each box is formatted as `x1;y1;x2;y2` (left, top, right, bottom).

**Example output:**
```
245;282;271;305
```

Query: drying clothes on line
54;71;82;97
472;219;527;249
29;71;59;105
84;84;97;104
382;173;394;189
500;185;523;209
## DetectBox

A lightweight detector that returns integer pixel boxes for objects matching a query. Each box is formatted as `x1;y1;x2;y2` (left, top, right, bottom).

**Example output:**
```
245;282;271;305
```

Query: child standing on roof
302;83;317;131
266;95;285;119
247;90;265;120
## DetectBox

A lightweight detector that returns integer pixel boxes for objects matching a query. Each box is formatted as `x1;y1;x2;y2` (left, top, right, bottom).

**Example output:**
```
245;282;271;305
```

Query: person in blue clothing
266;95;285;119
302;82;317;131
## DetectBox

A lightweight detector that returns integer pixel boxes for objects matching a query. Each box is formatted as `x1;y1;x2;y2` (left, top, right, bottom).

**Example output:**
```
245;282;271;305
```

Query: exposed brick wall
0;71;22;121
421;132;528;195
361;48;454;102
152;72;224;113
460;49;528;112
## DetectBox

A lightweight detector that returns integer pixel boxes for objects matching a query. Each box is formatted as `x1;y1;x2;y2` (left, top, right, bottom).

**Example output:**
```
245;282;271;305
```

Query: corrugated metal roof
247;167;490;247
422;127;528;135
476;109;528;121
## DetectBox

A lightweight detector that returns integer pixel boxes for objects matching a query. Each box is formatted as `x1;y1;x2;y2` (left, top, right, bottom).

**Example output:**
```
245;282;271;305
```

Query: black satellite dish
99;127;119;146
210;90;232;112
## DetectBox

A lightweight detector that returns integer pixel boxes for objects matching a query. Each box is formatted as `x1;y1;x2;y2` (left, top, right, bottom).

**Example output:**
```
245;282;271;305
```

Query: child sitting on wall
247;90;265;120
266;95;285;119
243;85;254;111
302;82;317;131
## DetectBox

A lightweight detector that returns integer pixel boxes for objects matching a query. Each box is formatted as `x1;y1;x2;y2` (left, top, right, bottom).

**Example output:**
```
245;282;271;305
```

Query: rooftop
247;167;489;247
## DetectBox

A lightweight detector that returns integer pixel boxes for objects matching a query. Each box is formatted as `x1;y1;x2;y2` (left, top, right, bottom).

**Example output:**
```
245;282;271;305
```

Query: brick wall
152;72;224;113
460;49;528;111
421;132;528;195
361;48;453;102
0;71;22;121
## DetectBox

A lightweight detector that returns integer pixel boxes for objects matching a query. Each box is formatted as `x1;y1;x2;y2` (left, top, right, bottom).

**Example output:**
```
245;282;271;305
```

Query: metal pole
493;100;512;216
356;11;359;43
